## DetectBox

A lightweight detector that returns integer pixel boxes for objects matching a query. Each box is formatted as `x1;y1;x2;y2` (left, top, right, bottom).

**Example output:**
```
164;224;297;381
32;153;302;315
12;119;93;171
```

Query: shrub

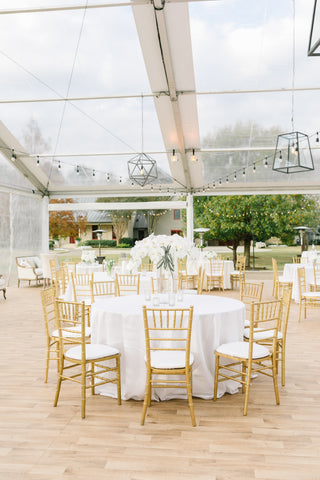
119;237;135;247
49;240;54;250
117;243;131;248
79;239;117;248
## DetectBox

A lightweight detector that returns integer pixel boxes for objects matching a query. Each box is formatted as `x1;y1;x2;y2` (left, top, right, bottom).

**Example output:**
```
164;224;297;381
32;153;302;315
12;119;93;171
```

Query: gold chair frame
214;299;282;415
54;299;121;418
206;259;224;292
116;273;140;296
141;305;196;426
297;267;320;322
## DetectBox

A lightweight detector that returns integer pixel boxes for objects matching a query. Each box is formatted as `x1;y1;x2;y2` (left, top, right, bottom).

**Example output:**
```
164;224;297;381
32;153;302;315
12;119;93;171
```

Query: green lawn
54;245;320;272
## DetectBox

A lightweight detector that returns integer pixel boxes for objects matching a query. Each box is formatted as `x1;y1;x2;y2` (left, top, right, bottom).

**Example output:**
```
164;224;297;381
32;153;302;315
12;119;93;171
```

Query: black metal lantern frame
272;131;314;174
308;0;320;56
128;152;158;187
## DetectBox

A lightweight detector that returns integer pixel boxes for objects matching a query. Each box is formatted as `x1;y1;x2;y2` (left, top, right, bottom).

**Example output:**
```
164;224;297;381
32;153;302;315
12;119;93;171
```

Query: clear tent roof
0;0;319;198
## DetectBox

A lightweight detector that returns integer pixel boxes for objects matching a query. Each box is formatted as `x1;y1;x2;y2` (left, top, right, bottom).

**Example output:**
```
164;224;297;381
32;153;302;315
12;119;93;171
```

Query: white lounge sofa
16;256;43;287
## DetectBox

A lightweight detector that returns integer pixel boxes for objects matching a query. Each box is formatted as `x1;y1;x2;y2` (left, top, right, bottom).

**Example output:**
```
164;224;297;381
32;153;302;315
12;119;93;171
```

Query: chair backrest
297;267;306;297
292;256;301;264
197;266;205;294
313;262;320;286
272;257;279;280
71;272;93;302
116;273;140;295
235;255;246;270
142;305;194;368
49;258;59;283
177;257;187;273
240;280;264;304
54;299;87;353
40;287;57;337
90;279;118;302
247;299;282;351
279;285;292;338
54;269;67;298
209;259;224;275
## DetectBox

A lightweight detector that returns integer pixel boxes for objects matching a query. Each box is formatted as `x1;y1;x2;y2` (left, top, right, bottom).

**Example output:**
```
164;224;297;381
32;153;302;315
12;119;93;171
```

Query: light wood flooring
0;272;320;480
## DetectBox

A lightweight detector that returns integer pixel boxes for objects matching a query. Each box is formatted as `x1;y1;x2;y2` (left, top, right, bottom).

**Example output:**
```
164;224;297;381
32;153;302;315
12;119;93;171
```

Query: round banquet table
282;263;315;302
90;294;245;401
76;263;104;274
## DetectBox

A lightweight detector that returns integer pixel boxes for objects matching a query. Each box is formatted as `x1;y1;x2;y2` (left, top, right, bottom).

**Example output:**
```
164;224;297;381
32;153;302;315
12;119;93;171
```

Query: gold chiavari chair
272;258;292;299
297;267;320;322
49;258;59;287
230;255;246;289
292;256;301;264
116;273;140;296
309;262;320;292
40;287;59;383
40;287;91;383
182;266;205;295
240;280;264;324
214;299;282;416
71;272;93;304
141;305;196;426
206;259;224;292
53;299;121;418
54;269;67;298
90;278;118;303
243;286;292;386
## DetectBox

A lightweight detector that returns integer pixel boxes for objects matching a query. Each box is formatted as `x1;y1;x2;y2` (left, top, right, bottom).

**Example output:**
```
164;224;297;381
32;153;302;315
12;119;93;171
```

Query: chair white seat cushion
65;344;120;361
243;328;283;341
302;292;320;299
216;341;270;359
52;326;92;338
232;270;240;275
147;351;194;369
35;267;43;276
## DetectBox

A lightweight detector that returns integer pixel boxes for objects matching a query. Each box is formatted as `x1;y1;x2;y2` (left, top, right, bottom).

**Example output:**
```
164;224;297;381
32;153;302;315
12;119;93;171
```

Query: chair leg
213;354;219;401
272;359;280;406
53;358;64;407
243;362;251;416
186;368;196;427
45;339;50;383
141;371;151;425
81;364;86;419
116;356;121;405
281;344;285;387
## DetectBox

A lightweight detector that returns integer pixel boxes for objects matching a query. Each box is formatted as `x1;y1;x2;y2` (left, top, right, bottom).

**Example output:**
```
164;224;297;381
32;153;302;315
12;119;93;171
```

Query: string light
242;168;246;177
92;169;95;177
58;160;61;169
234;171;237;181
76;165;80;174
316;132;319;142
106;173;110;182
191;149;197;162
36;156;40;166
264;157;268;168
226;176;229;183
11;149;16;161
253;163;256;173
171;149;177;162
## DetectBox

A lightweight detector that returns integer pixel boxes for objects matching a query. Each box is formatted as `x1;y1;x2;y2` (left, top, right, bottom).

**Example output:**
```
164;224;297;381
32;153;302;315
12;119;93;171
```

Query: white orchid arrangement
130;234;190;269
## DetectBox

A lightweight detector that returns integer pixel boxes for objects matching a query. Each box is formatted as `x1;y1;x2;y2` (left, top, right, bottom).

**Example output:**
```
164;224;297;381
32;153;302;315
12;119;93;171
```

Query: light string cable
48;0;90;186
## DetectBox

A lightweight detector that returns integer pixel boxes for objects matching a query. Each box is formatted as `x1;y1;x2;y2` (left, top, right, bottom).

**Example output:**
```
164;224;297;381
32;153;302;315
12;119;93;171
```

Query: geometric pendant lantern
272;131;314;174
128;152;158;186
308;0;320;56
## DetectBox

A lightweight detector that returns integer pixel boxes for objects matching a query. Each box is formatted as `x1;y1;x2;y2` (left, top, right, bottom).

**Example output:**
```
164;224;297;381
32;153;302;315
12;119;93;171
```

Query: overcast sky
0;0;319;183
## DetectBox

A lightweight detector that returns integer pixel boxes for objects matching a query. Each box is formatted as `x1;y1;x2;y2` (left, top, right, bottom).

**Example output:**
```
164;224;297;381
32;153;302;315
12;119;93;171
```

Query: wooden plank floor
1;273;320;480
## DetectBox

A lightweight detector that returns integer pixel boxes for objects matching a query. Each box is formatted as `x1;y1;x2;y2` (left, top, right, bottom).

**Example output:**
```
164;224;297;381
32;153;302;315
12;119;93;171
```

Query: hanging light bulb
76;165;80;174
119;176;122;184
316;132;319;143
226;176;229;183
279;150;282;160
171;149;177;162
92;169;95;177
219;178;222;185
131;181;134;187
242;168;246;177
213;182;216;189
58;160;61;169
234;171;237;181
36;156;40;166
106;173;110;182
264;157;268;168
253;163;256;173
140;164;144;176
191;148;197;162
11;149;16;161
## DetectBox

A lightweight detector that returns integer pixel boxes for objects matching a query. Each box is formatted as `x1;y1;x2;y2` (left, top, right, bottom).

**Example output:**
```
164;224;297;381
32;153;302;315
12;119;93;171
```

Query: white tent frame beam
48;200;186;212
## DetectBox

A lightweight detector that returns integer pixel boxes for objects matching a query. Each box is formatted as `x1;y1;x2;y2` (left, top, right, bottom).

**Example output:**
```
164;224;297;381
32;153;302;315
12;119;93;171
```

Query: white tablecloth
91;294;245;401
301;251;320;263
76;263;104;274
282;263;314;302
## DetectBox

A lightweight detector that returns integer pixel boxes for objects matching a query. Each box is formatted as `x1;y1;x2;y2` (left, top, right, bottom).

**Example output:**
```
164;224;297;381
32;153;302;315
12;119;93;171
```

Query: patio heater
93;229;105;264
293;226;311;254
194;228;210;250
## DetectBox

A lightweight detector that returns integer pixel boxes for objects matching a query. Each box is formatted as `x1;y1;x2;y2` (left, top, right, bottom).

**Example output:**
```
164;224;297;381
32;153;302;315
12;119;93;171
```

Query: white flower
81;250;96;264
